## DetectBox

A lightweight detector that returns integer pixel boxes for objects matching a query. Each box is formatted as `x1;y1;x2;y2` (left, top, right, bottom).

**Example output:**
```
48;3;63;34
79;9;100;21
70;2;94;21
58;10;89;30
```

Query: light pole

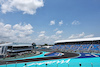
25;63;27;67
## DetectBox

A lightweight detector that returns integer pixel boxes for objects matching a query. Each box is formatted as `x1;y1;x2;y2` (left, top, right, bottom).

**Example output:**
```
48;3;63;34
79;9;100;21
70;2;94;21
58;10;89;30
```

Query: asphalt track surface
0;52;79;65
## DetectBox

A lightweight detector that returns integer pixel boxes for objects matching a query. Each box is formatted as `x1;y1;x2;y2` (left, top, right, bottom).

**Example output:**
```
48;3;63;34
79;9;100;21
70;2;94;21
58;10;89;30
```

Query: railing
0;62;100;67
0;51;41;61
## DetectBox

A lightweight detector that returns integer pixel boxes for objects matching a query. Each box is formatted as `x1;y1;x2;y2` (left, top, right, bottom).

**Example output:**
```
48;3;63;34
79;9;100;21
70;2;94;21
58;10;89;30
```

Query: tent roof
0;43;13;46
0;43;32;46
55;37;100;43
12;44;32;47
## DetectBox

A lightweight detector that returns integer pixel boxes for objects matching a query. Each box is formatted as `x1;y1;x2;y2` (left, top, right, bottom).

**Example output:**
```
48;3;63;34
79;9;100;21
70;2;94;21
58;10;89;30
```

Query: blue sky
0;0;100;44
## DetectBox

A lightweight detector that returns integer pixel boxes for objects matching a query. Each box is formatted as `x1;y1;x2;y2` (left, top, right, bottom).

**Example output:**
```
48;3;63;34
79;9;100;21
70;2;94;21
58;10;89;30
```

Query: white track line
91;54;99;57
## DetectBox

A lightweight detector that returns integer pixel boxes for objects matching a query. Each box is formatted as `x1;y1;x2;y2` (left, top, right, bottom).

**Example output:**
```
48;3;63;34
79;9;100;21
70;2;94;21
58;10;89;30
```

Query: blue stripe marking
77;53;100;58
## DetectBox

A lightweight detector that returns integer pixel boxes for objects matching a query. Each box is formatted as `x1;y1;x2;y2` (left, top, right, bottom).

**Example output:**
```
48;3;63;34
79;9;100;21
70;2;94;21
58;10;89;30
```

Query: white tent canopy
55;37;100;43
0;42;13;46
42;46;52;48
0;43;32;46
12;44;32;47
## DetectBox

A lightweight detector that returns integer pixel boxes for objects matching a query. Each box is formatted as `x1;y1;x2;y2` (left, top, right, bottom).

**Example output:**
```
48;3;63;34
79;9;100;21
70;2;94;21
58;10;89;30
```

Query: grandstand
51;37;100;53
0;37;100;67
0;43;34;58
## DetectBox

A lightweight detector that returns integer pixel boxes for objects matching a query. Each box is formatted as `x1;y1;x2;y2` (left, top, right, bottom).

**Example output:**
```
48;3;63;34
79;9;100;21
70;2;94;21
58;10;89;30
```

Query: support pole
68;63;69;67
46;63;47;67
25;63;27;67
79;63;81;67
15;62;17;67
91;63;93;67
57;63;58;67
35;63;37;67
6;62;8;67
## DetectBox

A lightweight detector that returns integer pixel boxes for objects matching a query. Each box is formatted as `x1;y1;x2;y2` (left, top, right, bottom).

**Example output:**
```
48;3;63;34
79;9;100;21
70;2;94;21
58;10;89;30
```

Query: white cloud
50;20;55;25
35;30;63;44
0;0;44;15
38;31;45;37
4;24;11;29
39;34;44;37
36;33;49;44
40;31;45;34
69;32;85;39
51;35;61;40
84;34;94;38
0;22;34;43
72;20;80;25
56;30;63;34
59;20;63;26
53;28;58;31
13;23;33;30
68;32;95;39
35;34;62;44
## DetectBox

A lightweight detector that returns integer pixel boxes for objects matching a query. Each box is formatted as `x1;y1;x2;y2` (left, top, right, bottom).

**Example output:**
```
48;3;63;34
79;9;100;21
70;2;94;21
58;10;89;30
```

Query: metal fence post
46;63;47;67
15;62;17;67
35;63;37;67
25;63;27;67
91;63;93;67
79;63;81;67
6;62;8;67
68;63;69;67
57;63;58;67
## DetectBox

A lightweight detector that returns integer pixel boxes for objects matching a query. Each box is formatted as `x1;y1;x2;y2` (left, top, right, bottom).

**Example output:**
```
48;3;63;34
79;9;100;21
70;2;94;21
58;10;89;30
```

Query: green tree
44;44;48;46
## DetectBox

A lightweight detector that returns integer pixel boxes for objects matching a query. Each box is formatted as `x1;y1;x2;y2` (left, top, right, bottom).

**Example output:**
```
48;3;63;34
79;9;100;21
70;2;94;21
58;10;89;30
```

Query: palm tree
32;43;36;53
32;43;36;49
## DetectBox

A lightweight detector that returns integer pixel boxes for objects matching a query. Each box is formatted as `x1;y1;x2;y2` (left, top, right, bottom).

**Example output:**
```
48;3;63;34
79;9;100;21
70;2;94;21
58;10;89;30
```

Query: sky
0;0;100;45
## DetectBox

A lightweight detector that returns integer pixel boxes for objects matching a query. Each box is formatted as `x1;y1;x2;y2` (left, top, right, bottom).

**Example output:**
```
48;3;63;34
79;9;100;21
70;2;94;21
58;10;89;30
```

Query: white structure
55;37;100;44
0;43;13;55
0;43;33;58
42;46;52;48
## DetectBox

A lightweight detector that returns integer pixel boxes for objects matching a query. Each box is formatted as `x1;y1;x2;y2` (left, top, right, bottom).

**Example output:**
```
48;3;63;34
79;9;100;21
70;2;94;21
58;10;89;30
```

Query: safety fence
0;62;100;67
